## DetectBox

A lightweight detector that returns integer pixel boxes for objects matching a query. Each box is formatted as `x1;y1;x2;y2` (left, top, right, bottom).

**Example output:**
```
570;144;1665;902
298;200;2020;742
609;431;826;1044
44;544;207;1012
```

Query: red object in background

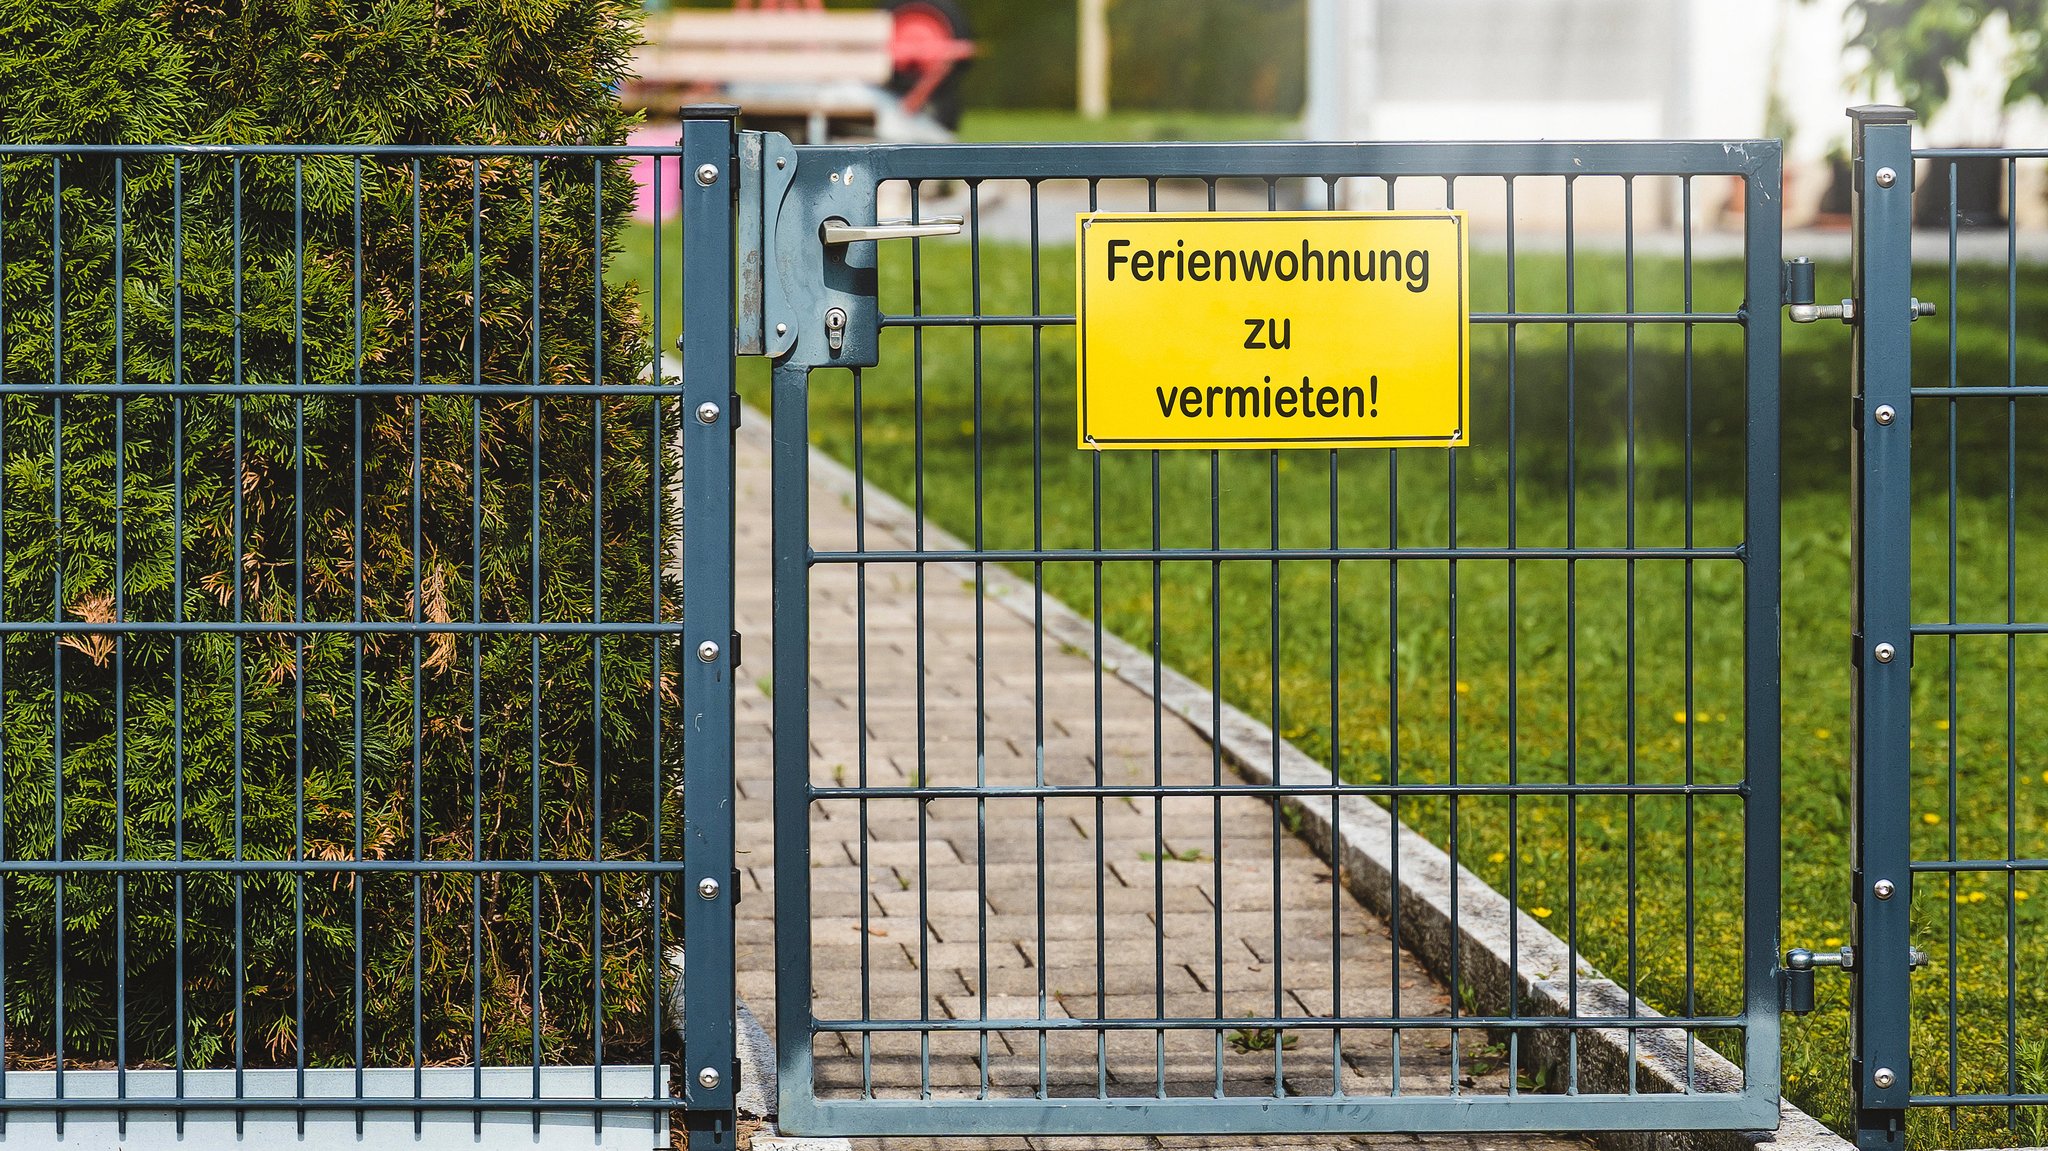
722;0;972;123
886;0;974;116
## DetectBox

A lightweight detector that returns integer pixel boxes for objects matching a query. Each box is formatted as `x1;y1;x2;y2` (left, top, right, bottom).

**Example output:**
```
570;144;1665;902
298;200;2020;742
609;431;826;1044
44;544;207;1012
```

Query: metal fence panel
759;137;1784;1135
0;123;736;1144
1851;104;2048;1150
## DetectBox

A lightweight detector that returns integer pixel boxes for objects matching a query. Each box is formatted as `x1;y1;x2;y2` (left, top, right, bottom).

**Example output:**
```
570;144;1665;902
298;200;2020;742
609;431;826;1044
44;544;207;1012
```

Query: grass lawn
618;223;2048;1147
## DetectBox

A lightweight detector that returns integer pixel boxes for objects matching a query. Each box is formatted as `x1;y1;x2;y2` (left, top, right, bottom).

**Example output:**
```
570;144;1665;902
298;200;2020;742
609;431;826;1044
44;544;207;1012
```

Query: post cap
680;103;742;121
1847;104;1917;125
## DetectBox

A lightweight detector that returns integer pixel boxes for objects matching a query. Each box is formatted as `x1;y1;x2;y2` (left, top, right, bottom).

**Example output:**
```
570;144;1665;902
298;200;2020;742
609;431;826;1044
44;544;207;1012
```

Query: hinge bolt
1874;878;1896;900
698;1066;722;1090
775;323;788;336
1874;642;1896;664
698;640;721;663
696;401;721;425
696;163;720;186
1874;404;1896;426
1875;167;1898;189
1873;1067;1897;1089
698;876;721;900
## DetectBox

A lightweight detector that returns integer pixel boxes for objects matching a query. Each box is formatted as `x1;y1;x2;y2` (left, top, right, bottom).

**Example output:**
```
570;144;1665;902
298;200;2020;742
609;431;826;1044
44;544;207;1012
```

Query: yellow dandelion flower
1531;907;1553;919
1936;718;1949;731
1825;937;1842;947
1672;711;1690;725
1488;851;1507;863
1457;681;1471;695
1922;812;1941;825
1815;728;1832;741
2016;890;2030;902
1967;891;1987;904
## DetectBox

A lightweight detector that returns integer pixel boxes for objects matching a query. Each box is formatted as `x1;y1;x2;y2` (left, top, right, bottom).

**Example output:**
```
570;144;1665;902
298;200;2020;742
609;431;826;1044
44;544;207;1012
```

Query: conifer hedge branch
0;0;677;1069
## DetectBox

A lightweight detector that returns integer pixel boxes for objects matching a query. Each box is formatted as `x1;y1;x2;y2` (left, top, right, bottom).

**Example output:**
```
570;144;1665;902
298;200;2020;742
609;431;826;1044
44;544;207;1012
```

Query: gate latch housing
741;131;964;370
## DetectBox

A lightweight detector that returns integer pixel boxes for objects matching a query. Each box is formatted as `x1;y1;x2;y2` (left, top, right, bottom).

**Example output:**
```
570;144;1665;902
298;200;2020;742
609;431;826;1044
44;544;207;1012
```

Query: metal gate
0;111;740;1149
1842;105;2048;1151
747;134;1786;1135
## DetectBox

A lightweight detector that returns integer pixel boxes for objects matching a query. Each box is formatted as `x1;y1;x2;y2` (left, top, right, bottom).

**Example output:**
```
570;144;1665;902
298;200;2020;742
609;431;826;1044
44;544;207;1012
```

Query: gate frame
747;134;1788;1137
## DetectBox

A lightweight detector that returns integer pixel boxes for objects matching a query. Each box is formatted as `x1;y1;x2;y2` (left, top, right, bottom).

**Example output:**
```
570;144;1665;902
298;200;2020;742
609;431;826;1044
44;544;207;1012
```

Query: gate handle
821;216;964;244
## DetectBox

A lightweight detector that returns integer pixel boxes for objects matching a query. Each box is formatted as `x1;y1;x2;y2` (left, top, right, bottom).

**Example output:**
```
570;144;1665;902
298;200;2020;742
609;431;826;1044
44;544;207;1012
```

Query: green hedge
0;0;677;1069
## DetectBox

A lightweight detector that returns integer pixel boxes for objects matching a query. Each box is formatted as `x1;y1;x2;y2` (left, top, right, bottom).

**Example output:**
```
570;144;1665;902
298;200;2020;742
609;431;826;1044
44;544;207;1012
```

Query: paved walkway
729;419;1584;1151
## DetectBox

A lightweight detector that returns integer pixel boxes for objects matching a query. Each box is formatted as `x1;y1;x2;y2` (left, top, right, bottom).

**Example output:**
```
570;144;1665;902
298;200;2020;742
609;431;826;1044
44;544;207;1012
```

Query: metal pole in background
1847;102;1916;1151
1078;0;1110;120
681;103;741;1151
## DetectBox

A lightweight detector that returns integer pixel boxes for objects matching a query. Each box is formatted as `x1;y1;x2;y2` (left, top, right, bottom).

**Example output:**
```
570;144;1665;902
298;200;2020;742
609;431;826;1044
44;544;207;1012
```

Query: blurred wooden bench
628;10;892;141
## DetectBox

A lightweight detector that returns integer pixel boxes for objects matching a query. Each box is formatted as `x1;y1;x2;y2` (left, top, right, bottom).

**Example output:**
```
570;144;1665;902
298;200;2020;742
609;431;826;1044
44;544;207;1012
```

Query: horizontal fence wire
776;140;1781;1134
1904;146;2048;1141
0;144;689;1127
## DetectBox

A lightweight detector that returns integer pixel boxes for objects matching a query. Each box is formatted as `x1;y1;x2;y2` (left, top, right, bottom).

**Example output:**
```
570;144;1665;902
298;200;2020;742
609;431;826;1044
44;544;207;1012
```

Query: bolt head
696;401;721;425
1874;404;1896;426
1874;878;1896;900
698;640;721;663
1873;1067;1897;1089
1874;642;1896;664
697;1066;722;1090
1875;166;1897;188
776;156;788;170
695;163;719;186
775;323;788;336
697;876;721;900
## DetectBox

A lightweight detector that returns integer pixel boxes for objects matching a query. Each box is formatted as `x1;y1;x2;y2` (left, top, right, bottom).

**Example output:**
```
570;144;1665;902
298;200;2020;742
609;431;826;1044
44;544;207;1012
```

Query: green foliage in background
1849;0;2048;119
958;0;1304;115
0;0;677;1070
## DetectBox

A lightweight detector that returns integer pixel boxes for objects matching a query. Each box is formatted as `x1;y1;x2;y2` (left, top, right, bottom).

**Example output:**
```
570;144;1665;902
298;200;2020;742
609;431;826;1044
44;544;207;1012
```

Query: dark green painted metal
681;106;742;1151
760;136;1785;1137
1855;114;2048;1140
1847;104;1917;1151
0;124;725;1136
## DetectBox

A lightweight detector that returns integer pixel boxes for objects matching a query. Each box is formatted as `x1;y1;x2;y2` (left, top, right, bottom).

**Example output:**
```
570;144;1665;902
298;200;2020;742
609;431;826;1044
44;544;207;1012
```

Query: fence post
680;103;741;1151
1847;102;1916;1151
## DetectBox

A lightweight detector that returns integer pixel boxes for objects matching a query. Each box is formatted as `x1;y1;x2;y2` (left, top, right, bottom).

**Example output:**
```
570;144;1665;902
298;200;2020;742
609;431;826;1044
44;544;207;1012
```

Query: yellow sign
1076;211;1469;450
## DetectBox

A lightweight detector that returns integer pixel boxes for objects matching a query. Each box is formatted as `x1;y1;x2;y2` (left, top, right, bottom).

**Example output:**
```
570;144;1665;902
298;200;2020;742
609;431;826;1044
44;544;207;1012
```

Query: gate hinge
1782;946;1850;1014
1782;256;1857;324
1788;298;1857;324
1782;945;1929;1013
